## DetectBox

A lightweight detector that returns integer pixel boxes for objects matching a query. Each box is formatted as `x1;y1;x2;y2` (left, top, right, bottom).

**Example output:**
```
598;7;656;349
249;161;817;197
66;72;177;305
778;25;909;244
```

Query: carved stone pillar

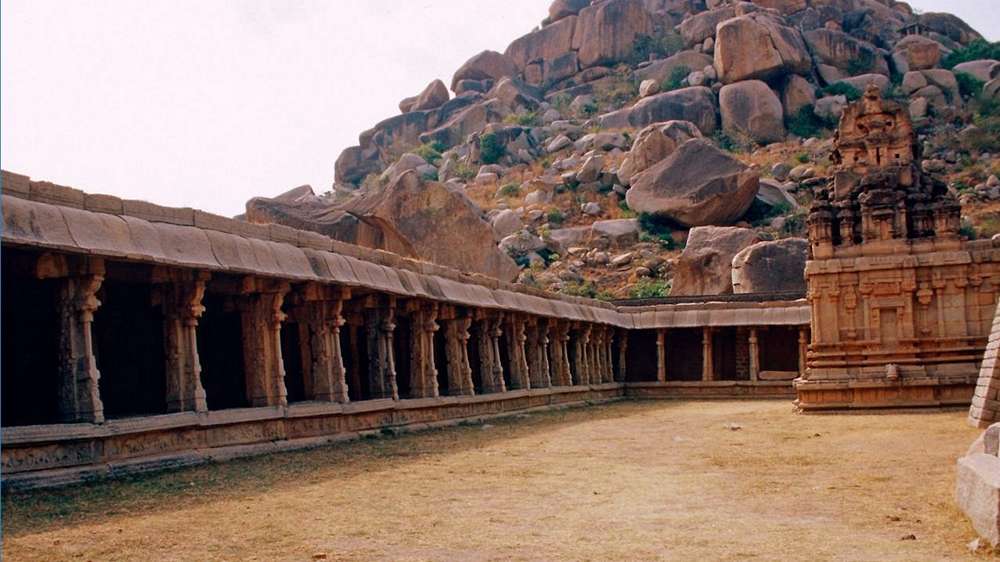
298;284;350;403
476;316;503;393
529;319;552;388
365;297;398;400
445;313;475;395
748;328;760;382
490;314;507;392
409;302;440;399
573;325;591;385
241;279;291;407
702;327;714;382
57;259;106;423
656;329;667;382
616;328;628;382
163;271;209;413
547;321;566;387
506;315;531;390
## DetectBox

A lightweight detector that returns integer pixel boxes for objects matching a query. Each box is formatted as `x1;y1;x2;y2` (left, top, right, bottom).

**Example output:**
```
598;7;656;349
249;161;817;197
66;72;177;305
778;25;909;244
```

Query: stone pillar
798;327;809;375
57;259;106;423
594;327;607;384
490;314;507;393
573;325;591;385
241;279;291;407
476;316;503;393
445;313;475;396
365;297;399;400
702;327;714;382
547;321;567;387
616;329;628;382
504;315;531;390
409;302;440;399
163;271;209;413
534;320;552;388
748;328;760;382
299;285;350;403
656;329;667;382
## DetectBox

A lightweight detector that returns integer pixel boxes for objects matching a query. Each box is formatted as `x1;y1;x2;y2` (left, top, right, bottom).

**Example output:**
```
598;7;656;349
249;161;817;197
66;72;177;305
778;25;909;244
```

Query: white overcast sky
2;1;997;216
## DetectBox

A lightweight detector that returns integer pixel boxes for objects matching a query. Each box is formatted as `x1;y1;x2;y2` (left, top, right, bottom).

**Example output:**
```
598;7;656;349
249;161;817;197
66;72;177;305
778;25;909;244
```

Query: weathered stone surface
893;35;942;72
780;74;816;118
591;219;641;247
626;86;718;134
919;12;983;45
572;0;653;69
410;79;450;112
834;73;890;94
731;238;808;293
679;5;736;46
633;51;714;85
618;120;703;185
671;226;762;296
749;0;806;13
713;14;811;83
626;138;759;227
506;16;576;72
451;51;518;92
548;0;590;22
335;145;381;185
639;79;660;97
247;172;519;281
757;178;798;209
803;28;887;76
419;101;500;148
491;209;524;241
956;451;1000;547
719;80;786;144
953;60;1000;83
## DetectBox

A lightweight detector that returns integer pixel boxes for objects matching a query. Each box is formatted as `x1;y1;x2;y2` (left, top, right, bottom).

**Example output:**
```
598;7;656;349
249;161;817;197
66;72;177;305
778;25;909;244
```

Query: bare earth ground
3;400;997;561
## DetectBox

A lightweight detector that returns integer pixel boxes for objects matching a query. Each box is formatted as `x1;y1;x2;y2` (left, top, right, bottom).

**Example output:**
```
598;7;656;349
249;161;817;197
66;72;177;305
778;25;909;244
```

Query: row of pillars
52;258;624;424
653;327;809;382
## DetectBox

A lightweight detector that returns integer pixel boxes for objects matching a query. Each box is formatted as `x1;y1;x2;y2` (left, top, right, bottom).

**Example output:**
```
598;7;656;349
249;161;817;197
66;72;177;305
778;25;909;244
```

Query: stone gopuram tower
796;85;1000;411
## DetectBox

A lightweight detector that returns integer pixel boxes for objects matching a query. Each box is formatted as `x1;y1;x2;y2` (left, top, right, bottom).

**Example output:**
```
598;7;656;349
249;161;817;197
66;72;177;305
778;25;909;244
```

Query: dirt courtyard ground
3;399;996;561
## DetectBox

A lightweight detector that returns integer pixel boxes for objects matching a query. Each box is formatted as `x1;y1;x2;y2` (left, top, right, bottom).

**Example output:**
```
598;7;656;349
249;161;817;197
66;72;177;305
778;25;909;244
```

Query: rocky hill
245;0;1000;300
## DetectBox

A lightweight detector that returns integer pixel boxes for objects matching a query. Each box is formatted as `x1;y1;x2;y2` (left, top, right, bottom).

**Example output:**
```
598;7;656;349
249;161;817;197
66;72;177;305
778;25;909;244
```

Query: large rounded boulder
618;120;703;186
713;14;810;83
626;86;718;134
731;238;809;294
671;226;762;296
451;51;518;92
625;138;759;227
720;80;786;144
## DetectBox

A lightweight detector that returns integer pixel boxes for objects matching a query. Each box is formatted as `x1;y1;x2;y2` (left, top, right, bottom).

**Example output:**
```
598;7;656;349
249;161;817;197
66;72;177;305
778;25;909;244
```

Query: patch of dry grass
2;400;992;561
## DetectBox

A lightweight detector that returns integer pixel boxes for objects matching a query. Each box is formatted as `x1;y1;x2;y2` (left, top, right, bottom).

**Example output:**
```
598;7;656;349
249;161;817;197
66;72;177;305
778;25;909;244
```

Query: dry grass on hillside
3;400;994;561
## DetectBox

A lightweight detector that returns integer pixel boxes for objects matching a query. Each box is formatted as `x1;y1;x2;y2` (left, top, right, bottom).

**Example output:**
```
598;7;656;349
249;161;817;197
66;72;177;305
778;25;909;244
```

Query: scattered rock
639;79;660;98
581;201;602;215
491;209;523;240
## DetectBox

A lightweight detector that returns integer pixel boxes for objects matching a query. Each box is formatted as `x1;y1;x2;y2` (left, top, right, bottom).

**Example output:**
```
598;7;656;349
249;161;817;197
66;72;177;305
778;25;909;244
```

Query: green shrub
744;199;791;227
479;133;505;165
451;161;476;181
498;183;521;198
638;212;677;249
661;65;690;92
628;279;670;299
787;105;835;139
795;152;811;164
942;39;1000;70
956;72;986;99
821;82;862;101
503;111;540;127
546;210;565;225
561;281;598;298
414;141;446;165
712;130;752;153
630;31;685;65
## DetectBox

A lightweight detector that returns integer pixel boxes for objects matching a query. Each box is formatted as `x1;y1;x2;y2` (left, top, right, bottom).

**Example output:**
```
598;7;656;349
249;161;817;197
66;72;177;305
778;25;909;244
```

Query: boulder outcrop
573;0;653;69
713;14;811;83
671;226;762;296
451;50;518;92
731;238;808;293
618;120;703;185
625;86;718;133
720;80;786;144
246;172;520;281
626;138;759;227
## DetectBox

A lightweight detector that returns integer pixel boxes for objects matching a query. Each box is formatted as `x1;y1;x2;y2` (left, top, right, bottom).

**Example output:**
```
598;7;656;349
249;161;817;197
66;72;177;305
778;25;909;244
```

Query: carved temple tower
796;85;1000;411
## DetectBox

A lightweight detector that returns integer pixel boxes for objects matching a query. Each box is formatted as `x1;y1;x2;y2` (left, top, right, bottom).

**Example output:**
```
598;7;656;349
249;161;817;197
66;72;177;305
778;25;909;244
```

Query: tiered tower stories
796;85;1000;411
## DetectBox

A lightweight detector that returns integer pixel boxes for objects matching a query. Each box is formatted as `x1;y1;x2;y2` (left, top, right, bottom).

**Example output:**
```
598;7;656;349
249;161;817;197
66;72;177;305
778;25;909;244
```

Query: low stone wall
625;381;795;400
1;384;624;490
957;424;1000;547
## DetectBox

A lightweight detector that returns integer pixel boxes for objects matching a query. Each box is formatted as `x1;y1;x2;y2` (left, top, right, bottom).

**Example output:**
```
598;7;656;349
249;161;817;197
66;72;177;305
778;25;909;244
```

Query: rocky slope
245;0;1000;299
